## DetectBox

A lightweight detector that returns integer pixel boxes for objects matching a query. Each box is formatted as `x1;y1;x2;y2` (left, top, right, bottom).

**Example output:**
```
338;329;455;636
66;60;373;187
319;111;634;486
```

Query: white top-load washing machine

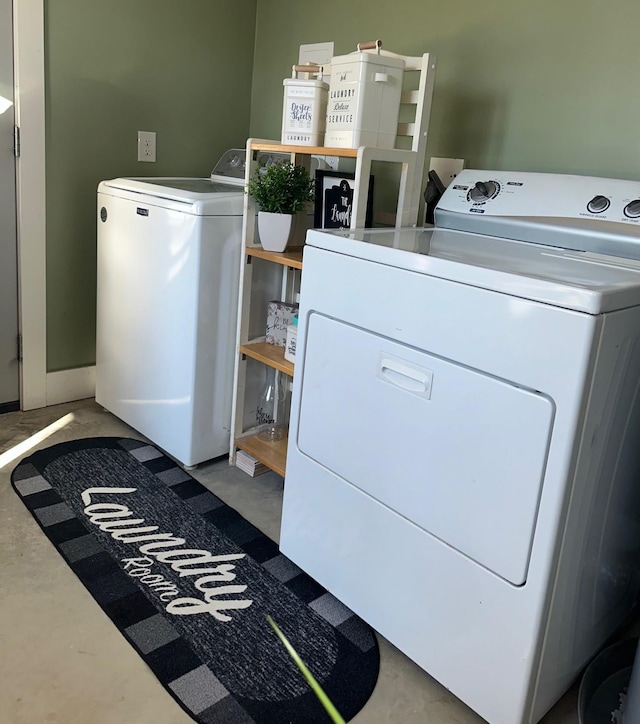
96;150;252;467
280;170;640;723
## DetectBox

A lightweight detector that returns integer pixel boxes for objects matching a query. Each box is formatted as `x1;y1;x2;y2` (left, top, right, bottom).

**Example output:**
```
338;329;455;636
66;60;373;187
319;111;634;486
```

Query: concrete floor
0;399;580;723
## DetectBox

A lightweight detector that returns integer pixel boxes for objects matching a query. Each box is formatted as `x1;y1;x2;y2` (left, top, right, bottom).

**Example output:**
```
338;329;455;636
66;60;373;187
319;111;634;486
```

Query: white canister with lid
284;315;298;364
325;40;405;149
281;64;329;146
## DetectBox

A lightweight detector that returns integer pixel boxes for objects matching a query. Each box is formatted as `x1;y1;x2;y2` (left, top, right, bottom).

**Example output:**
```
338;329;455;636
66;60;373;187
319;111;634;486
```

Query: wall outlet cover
137;130;156;163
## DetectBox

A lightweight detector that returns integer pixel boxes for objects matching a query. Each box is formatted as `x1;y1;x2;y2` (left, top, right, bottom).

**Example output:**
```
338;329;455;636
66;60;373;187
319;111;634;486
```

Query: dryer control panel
435;170;640;260
437;169;640;226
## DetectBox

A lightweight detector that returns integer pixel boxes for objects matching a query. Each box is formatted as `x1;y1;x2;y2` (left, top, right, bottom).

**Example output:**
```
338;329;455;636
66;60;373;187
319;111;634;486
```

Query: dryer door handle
378;355;433;399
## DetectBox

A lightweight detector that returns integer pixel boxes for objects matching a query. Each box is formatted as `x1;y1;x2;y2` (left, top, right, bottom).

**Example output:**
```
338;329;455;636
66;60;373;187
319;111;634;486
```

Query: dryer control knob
587;195;610;213
469;180;498;202
624;199;640;218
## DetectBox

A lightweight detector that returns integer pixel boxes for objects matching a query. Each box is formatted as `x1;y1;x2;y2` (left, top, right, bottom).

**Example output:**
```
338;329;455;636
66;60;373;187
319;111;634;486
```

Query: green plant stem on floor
267;615;346;724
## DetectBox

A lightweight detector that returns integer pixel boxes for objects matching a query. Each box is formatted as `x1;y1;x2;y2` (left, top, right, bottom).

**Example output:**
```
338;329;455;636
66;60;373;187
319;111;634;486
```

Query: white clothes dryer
280;170;640;723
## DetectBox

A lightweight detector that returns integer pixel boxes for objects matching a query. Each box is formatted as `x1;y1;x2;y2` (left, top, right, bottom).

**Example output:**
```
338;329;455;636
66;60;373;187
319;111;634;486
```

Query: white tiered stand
229;51;437;476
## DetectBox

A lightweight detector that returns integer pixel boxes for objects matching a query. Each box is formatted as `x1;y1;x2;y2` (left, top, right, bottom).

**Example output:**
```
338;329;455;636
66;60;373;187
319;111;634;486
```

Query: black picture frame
313;170;374;230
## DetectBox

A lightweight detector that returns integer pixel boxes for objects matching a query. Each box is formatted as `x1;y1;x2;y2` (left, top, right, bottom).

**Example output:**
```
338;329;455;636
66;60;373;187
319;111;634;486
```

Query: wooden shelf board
235;432;288;478
246;246;303;269
240;341;294;376
249;140;359;158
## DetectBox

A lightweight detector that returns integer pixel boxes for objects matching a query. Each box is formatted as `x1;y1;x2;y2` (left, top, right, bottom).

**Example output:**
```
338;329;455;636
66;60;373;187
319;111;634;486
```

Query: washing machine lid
98;177;244;216
305;225;640;314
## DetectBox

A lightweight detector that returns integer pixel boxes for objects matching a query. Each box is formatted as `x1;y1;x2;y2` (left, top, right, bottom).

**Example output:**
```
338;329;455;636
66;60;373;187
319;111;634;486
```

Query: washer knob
469;180;498;202
586;195;610;214
624;199;640;218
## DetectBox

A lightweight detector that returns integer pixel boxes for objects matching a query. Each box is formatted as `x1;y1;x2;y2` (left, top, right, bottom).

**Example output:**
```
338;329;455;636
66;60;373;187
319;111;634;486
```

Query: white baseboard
46;365;96;406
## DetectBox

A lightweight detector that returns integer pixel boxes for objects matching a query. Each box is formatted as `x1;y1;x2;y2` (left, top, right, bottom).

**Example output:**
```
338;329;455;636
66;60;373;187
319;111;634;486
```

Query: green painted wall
45;0;257;371
250;0;640;179
45;0;640;373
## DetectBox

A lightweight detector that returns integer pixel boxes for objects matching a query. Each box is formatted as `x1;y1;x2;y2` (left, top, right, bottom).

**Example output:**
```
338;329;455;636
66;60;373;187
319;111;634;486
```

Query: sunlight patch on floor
0;413;75;469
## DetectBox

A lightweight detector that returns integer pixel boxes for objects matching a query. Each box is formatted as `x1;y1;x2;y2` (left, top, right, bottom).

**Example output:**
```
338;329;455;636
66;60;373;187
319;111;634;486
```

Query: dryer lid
305;225;640;314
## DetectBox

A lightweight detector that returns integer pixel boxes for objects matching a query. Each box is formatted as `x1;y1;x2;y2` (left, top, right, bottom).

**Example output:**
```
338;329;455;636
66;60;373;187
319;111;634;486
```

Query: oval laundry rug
11;437;379;723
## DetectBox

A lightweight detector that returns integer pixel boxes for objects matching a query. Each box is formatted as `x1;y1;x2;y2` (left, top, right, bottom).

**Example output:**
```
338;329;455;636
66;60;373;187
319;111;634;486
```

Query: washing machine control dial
586;195;610;214
624;200;640;218
468;180;500;202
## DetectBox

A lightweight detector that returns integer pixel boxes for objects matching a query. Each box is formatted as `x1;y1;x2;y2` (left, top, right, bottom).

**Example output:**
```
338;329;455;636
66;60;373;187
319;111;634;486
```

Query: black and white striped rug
11;437;379;723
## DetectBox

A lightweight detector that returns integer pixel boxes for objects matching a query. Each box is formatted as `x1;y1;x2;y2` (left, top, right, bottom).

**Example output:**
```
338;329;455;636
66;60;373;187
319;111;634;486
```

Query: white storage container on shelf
325;40;405;149
281;64;329;146
284;315;298;364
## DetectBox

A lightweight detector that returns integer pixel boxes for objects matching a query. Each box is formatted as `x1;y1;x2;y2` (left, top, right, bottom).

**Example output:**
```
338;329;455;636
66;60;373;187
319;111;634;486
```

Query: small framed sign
314;170;374;230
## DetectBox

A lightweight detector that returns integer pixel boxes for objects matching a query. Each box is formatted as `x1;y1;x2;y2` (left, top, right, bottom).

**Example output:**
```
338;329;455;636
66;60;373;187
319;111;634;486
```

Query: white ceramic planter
257;211;294;252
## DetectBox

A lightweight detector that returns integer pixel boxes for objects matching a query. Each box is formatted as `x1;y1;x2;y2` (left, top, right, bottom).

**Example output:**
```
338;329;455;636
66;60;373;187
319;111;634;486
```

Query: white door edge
46;366;96;407
14;0;46;410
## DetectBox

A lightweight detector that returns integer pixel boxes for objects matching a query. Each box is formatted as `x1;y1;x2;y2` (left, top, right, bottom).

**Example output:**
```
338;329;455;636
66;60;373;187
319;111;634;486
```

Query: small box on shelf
235;449;270;477
266;300;299;347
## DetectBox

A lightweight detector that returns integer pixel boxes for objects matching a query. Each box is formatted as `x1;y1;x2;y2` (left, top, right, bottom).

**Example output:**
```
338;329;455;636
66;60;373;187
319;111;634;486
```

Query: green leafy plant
247;161;315;215
267;615;346;724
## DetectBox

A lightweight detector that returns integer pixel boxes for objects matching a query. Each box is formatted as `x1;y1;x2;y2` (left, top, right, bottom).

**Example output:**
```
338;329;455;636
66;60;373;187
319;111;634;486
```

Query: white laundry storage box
325;42;405;149
281;64;329;146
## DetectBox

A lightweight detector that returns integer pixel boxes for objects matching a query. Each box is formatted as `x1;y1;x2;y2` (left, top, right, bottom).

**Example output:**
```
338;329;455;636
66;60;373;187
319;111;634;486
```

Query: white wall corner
46;366;96;407
14;0;47;411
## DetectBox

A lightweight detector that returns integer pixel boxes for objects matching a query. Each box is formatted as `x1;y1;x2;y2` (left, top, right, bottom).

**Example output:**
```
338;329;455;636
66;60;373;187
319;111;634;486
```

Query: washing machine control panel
439;170;640;227
210;149;311;185
210;149;248;184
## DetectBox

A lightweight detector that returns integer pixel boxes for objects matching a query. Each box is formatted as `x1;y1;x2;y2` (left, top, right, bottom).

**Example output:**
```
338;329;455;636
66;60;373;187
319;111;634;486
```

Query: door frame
13;0;46;410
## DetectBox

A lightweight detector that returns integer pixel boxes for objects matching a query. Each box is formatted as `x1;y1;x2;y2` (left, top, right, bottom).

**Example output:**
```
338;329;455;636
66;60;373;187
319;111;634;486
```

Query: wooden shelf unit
235;432;288;478
240;341;294;377
230;75;437;474
249;140;358;158
245;246;303;270
230;140;331;478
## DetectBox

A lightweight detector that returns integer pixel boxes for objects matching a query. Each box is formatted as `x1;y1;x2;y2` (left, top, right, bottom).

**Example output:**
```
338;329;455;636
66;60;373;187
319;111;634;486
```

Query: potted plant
247;161;314;252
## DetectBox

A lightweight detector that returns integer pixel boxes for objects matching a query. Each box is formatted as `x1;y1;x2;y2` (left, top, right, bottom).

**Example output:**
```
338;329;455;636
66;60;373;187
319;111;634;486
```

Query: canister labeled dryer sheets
325;50;404;149
281;65;329;146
